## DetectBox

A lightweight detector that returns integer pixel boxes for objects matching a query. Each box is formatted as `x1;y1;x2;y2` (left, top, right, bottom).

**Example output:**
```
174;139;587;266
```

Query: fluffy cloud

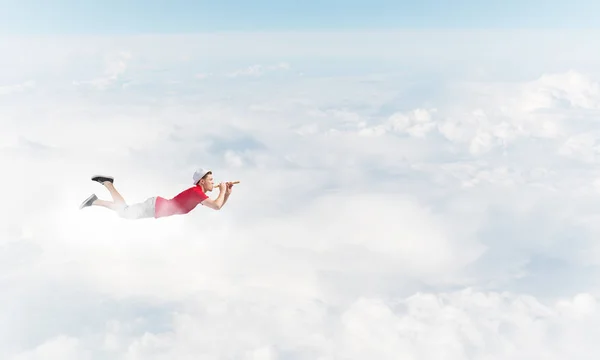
5;289;600;359
226;62;290;78
352;70;600;157
3;31;600;359
0;80;36;95
72;51;132;90
521;70;600;111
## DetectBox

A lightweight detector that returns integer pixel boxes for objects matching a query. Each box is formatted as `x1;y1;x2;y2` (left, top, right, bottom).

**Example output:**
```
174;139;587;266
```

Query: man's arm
221;192;230;207
201;185;227;210
221;182;235;207
216;183;233;208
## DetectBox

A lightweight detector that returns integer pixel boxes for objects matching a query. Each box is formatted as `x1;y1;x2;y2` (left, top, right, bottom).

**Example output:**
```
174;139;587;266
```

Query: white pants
117;197;156;219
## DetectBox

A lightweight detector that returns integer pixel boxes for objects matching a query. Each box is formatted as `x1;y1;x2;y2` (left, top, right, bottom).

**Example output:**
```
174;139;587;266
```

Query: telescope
215;181;240;186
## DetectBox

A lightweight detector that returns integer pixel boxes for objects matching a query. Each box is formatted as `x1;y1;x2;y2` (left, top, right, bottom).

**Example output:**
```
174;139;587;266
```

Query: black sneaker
91;175;114;184
79;194;98;209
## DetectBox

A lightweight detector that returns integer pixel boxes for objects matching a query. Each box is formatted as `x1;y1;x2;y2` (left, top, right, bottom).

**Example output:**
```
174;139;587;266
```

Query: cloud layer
3;30;600;358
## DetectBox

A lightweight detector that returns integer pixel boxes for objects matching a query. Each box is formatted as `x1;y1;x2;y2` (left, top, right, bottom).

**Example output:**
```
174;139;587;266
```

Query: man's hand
225;182;234;195
217;182;227;192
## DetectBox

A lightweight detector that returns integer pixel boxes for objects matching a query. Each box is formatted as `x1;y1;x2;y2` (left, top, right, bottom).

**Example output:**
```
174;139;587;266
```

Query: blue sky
1;0;599;34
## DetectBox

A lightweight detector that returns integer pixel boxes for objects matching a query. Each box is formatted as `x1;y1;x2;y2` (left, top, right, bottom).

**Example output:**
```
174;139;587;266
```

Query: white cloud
10;336;91;360
521;70;600;111
328;290;600;360
6;289;600;360
0;80;35;95
304;71;600;156
226;62;290;78
3;31;600;359
194;72;211;79
385;108;437;137
558;131;600;163
72;51;131;90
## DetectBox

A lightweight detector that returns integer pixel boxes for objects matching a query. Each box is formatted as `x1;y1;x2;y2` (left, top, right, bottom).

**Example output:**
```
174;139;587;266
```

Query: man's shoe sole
91;175;114;184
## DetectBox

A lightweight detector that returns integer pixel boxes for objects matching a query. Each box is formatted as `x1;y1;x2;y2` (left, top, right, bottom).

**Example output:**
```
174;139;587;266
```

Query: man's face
203;174;214;191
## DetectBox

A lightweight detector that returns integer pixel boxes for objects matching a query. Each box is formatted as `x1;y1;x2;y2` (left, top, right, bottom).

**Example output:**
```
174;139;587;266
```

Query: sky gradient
1;0;600;34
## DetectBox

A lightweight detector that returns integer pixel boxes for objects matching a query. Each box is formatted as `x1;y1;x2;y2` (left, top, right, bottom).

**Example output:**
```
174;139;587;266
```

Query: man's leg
80;175;126;213
81;176;155;220
79;194;156;220
92;199;123;211
91;175;126;205
104;182;126;205
79;194;122;212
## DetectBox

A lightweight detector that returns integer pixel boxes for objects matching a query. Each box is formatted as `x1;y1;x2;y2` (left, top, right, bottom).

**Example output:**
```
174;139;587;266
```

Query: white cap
192;167;211;185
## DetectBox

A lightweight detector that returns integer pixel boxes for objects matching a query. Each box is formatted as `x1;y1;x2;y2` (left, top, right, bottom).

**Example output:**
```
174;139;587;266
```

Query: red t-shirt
154;186;209;218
